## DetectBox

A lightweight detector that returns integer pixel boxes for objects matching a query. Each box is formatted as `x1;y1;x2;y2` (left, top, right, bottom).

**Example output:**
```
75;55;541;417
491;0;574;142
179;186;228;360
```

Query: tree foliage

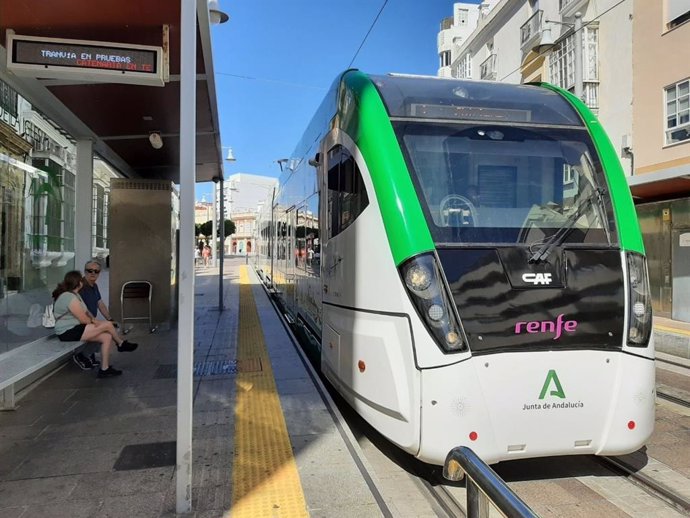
197;220;235;238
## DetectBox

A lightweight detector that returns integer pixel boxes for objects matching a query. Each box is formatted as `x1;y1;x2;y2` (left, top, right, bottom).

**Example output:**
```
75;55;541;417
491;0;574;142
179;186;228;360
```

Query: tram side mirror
308;153;321;167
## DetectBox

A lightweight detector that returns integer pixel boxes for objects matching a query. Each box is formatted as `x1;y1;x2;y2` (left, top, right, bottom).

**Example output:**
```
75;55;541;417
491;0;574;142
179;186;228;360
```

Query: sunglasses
85;269;101;274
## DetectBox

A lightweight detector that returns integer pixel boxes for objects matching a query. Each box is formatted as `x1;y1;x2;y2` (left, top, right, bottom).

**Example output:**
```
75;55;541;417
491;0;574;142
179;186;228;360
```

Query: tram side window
327;145;369;238
328;147;340;239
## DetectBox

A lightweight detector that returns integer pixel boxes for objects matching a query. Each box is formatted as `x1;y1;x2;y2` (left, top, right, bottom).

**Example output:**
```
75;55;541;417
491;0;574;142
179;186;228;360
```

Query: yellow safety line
229;266;308;518
654;324;690;337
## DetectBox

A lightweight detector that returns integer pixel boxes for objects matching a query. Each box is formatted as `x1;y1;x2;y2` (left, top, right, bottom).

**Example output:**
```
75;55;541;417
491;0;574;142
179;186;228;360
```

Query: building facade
438;0;634;177
194;199;213;226
217;173;277;255
0;79;118;353
629;0;690;320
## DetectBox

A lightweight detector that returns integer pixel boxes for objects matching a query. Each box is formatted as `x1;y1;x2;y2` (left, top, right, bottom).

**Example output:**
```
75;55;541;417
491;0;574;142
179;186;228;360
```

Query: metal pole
467;478;489;518
269;188;275;288
574;12;583;102
211;182;217;267
176;0;196;512
74;139;94;269
219;176;225;311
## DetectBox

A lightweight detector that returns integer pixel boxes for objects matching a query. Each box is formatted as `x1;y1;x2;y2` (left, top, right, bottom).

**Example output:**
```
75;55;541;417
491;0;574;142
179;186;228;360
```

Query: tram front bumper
417;349;656;465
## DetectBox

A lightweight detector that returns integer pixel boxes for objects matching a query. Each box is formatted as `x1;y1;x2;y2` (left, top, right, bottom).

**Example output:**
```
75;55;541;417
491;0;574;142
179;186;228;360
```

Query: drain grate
153;359;262;379
114;441;176;471
195;360;237;377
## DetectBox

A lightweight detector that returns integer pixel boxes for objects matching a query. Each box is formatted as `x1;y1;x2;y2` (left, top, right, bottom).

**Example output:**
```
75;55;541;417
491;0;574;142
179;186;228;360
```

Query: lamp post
211;180;218;267
533;12;583;102
177;0;228;513
218;147;235;311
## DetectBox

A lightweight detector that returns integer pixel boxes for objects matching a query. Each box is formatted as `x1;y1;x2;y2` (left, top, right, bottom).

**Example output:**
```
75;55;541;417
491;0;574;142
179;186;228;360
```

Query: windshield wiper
528;187;605;263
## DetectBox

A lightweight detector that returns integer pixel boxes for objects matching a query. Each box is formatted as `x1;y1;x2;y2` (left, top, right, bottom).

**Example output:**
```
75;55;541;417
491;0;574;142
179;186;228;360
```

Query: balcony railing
480;54;497;80
560;0;588;18
520;10;543;49
440;16;454;31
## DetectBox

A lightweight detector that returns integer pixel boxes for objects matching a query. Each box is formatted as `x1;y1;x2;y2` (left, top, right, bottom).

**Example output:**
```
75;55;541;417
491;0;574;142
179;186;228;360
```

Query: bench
0;335;85;410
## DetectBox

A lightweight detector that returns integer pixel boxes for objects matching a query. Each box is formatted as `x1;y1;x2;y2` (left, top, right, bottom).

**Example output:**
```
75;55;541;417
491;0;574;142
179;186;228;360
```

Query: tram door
320;142;346;374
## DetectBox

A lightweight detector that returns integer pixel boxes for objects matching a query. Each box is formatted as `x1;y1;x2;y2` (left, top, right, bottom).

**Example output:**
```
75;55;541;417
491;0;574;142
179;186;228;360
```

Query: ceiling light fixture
208;0;229;24
149;132;164;149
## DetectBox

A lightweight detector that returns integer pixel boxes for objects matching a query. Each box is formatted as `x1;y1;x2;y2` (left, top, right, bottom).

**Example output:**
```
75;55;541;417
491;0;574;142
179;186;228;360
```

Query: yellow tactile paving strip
230;266;308;518
655;324;690;337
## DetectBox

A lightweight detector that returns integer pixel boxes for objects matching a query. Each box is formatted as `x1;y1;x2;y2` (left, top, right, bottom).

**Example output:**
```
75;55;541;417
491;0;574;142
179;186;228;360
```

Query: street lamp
208;0;229;25
216;147;236;310
533;12;583;102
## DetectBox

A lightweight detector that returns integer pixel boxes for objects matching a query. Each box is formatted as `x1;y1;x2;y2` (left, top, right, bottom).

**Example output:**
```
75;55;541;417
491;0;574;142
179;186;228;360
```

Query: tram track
422;481;467;518
262;275;690;517
657;387;690;409
600;455;690;516
657;356;690;371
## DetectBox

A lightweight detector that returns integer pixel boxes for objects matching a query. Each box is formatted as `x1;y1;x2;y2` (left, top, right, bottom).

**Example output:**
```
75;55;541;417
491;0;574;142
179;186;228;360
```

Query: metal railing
520;10;543;48
480;54;497;80
441;16;454;31
444;446;539;518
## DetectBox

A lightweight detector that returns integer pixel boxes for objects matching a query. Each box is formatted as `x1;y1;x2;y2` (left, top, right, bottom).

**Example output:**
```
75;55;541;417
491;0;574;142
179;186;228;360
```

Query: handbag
42;304;56;328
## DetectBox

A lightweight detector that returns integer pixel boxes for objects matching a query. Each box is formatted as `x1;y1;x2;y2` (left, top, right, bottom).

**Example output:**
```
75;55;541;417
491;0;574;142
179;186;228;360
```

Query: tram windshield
396;122;617;246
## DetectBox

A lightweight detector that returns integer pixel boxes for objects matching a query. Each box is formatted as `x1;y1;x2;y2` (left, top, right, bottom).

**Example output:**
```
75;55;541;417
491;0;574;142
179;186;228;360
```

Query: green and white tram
252;71;654;465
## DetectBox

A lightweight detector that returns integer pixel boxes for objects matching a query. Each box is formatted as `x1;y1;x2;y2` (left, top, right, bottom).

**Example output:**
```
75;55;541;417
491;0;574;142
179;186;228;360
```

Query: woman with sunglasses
52;270;137;378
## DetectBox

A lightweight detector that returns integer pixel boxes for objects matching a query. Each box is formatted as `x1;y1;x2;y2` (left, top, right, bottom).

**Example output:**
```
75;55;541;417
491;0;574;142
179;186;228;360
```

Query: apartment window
563;164;574;184
667;0;690;28
666;79;690;145
548;26;599;109
457;8;468;25
440;51;451;68
0;79;18;120
457;53;472;79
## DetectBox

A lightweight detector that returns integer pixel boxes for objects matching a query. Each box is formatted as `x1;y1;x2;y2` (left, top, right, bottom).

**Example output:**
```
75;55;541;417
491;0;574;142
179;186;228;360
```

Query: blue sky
197;0;479;201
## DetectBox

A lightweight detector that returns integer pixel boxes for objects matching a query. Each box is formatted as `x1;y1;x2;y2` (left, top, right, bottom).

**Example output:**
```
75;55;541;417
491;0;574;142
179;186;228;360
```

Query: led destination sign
6;32;165;87
13;40;157;73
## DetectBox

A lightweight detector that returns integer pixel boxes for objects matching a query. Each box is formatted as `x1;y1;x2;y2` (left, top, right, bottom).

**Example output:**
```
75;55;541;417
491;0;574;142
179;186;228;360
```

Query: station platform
654;315;690;360
0;259;388;517
1;258;689;517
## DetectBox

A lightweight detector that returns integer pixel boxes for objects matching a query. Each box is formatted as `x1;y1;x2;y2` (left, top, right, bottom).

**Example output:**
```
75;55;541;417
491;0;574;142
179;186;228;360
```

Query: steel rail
601;456;690;515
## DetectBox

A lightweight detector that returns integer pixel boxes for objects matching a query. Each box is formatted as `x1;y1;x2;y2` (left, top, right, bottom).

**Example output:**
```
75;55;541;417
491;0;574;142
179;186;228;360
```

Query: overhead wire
214;0;389;89
215;72;326;90
348;0;390;69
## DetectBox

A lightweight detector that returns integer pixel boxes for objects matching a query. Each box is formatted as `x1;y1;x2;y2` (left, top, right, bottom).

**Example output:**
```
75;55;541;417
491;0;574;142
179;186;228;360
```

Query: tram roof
0;0;223;183
369;74;584;127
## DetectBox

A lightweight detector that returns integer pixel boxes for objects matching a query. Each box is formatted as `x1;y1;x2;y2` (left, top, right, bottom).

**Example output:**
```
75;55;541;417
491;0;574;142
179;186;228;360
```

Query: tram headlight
405;263;433;295
400;253;468;353
427;304;444;321
626;252;652;347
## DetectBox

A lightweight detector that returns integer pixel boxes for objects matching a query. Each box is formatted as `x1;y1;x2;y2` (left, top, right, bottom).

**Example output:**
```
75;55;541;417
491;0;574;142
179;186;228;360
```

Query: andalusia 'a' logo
539;369;566;399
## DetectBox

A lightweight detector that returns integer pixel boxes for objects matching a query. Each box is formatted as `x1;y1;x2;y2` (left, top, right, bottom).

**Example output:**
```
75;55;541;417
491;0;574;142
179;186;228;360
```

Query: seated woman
52;270;138;378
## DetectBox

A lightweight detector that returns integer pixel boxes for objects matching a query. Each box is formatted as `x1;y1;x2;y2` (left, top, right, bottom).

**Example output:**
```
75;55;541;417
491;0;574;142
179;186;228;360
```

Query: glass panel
327;145;341;239
296;207;306;270
678;96;689;111
667;87;677;101
397;122;615;246
585;27;599;81
679;81;689;96
1;147;75;354
679;111;689;125
668;101;678;116
668;116;677;128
